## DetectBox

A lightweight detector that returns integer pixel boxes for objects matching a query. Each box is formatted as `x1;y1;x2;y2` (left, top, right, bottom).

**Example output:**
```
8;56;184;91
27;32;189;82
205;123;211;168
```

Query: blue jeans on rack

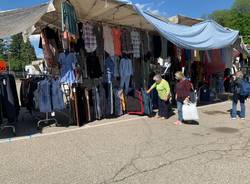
231;94;246;118
39;80;52;113
51;79;64;111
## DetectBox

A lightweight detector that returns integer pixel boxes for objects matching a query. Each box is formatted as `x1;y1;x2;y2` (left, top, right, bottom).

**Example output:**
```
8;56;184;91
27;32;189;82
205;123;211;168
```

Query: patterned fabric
83;22;97;53
131;31;141;58
121;29;132;54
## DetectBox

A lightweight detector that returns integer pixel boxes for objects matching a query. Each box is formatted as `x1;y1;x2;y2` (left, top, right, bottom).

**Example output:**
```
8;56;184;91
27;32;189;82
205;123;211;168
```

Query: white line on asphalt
0;117;146;144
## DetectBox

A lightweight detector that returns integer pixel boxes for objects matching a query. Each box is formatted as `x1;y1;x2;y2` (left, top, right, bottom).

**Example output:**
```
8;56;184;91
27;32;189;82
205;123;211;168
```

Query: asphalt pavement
1;100;250;184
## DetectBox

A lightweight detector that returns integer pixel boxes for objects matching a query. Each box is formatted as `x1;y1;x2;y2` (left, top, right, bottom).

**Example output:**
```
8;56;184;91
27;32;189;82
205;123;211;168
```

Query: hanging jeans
231;94;246;118
108;83;114;115
158;98;169;118
114;88;123;116
51;79;65;111
177;101;183;121
39;80;52;113
120;75;131;95
92;87;102;120
141;89;152;116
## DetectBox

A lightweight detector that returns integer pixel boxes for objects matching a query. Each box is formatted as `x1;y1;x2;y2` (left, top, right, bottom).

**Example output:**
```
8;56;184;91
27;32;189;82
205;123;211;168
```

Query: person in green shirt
147;74;171;119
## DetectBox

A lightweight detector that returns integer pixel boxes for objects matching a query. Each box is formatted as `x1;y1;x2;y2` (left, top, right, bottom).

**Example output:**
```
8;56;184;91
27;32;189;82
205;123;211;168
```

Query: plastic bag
182;103;199;120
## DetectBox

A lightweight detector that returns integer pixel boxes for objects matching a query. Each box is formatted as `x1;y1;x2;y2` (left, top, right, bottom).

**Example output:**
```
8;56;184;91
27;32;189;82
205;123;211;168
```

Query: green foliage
209;0;250;44
8;33;37;71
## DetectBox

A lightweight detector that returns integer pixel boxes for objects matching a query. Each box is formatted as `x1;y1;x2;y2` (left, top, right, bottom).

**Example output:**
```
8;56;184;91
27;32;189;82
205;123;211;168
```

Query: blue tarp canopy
135;6;240;50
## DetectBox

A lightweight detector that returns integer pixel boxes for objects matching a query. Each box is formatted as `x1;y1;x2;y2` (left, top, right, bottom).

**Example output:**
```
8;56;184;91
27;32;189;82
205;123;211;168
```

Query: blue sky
0;0;235;58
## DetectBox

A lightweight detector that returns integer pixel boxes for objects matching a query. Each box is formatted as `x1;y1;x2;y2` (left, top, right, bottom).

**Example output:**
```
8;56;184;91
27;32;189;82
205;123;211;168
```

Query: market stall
0;0;248;133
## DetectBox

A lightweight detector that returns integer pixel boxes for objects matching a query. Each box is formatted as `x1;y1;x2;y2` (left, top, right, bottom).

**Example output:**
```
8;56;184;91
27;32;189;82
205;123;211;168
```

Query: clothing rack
25;74;62;130
0;72;18;135
0;120;16;135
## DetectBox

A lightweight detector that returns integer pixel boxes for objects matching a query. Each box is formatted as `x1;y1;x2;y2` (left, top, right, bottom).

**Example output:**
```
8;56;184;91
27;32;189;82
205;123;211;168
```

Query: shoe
241;118;245;120
174;120;182;125
231;117;237;120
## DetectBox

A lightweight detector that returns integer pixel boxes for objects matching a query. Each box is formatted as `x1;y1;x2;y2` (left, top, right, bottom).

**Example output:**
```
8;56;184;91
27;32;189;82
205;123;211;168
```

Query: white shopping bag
182;103;199;121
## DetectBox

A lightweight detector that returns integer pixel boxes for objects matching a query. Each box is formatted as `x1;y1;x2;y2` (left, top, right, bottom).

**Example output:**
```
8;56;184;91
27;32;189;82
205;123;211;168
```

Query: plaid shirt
121;29;132;54
83;23;97;53
131;31;141;58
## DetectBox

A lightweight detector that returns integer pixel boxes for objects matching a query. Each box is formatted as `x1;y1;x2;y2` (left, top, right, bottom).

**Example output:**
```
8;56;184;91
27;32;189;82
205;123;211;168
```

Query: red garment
176;80;192;101
112;28;122;56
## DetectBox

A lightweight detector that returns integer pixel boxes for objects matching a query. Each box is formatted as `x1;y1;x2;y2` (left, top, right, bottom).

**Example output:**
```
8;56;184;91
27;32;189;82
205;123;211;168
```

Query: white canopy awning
0;2;55;38
34;0;155;33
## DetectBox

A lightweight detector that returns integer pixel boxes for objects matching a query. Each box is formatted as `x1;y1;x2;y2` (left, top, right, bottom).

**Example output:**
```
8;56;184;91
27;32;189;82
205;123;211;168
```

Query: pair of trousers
38;80;52;113
177;101;183;121
120;75;131;95
51;79;64;111
158;98;169;118
232;94;246;118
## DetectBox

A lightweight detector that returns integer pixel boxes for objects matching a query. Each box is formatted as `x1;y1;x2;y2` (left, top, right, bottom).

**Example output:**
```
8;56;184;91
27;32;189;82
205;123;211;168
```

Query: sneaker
231;117;237;120
241;118;245;120
174;120;182;125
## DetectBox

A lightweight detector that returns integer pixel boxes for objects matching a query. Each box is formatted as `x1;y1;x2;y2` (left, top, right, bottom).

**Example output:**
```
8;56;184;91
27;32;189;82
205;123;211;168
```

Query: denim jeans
231;95;246;118
120;75;131;95
39;80;52;113
177;101;183;121
51;79;64;111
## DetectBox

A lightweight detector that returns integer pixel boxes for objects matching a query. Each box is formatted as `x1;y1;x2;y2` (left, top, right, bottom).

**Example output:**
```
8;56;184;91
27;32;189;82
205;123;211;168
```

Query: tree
209;0;250;44
8;33;37;71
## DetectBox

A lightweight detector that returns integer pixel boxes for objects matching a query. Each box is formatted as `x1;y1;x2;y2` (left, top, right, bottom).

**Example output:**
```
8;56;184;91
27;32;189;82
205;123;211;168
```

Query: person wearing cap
147;74;171;119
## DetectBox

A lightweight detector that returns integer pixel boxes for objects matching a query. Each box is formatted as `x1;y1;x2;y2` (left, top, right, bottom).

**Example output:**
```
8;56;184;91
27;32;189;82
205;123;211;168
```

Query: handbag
182;103;199;121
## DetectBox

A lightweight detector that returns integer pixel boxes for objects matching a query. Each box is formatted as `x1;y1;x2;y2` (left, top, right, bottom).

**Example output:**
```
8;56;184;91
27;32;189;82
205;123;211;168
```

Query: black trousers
158;98;169;118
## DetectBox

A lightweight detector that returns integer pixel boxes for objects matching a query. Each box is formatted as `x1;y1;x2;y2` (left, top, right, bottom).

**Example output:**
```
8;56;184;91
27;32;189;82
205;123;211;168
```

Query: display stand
37;112;58;130
0;121;16;135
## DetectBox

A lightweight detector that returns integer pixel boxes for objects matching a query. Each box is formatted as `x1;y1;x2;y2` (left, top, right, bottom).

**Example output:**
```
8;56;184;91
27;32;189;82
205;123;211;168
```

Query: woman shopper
231;71;246;120
175;71;193;125
147;74;171;119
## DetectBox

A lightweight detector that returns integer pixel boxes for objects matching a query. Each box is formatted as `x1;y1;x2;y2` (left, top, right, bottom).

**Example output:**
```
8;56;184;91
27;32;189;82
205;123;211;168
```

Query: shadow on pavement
183;120;199;125
0;108;73;140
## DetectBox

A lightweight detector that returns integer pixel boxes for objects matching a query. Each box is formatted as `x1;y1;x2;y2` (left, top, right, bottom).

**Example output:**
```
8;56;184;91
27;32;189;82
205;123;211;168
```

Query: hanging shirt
83;22;97;53
58;52;77;84
141;31;149;54
103;25;115;56
93;23;104;55
131;31;141;58
119;58;133;77
112;28;122;56
121;29;132;54
161;37;168;59
61;1;77;36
